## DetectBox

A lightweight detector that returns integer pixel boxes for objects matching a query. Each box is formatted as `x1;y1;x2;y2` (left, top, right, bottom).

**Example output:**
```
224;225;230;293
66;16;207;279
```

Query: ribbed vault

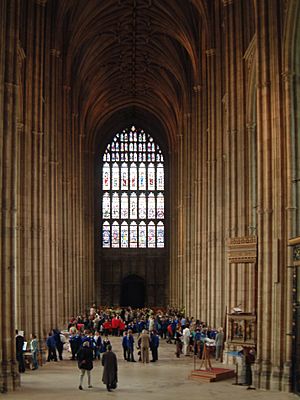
54;0;208;146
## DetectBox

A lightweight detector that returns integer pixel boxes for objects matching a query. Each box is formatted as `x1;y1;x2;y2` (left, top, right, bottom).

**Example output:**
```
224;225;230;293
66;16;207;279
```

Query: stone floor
7;337;297;400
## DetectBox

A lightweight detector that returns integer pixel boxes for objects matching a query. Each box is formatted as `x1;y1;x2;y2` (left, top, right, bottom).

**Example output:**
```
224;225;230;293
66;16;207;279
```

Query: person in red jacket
103;319;112;336
111;316;119;336
119;319;126;336
167;323;174;344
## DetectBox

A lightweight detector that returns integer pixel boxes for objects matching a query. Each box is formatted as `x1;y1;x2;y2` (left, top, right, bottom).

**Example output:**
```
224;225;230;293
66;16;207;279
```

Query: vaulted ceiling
54;0;209;148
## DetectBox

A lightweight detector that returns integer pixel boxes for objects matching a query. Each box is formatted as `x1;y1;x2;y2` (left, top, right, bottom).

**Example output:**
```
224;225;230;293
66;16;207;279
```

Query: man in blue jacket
46;332;57;362
150;331;159;362
126;330;136;362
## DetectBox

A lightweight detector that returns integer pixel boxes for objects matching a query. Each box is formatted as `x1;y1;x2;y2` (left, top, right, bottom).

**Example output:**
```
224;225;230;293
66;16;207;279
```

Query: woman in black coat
77;341;93;390
102;345;118;392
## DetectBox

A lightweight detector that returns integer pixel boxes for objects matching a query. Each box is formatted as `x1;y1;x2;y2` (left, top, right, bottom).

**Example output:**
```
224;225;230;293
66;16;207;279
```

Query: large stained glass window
101;125;165;248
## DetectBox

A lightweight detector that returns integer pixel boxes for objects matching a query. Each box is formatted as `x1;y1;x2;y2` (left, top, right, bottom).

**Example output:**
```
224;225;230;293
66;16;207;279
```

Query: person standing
174;326;183;358
182;324;191;356
139;330;150;363
126;330;136;362
121;331;128;360
69;330;82;360
150;330;159;362
53;328;63;361
94;331;102;360
30;334;39;370
46;332;57;362
16;330;25;373
215;327;224;362
102;344;118;392
243;346;256;390
77;341;93;390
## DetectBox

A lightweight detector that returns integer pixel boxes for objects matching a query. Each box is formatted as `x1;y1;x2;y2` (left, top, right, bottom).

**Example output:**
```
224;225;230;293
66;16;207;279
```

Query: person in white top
182;325;191;356
148;316;155;332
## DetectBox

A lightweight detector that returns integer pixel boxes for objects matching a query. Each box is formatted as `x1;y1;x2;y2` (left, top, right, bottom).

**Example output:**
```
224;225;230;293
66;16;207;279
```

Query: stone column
169;145;178;307
254;0;287;390
282;69;297;391
183;112;192;314
222;0;257;325
0;0;20;392
177;129;184;308
33;0;48;338
61;84;72;322
192;85;201;318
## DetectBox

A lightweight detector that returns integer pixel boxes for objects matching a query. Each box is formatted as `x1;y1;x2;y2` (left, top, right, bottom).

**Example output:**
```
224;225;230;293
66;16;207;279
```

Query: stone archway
120;275;145;308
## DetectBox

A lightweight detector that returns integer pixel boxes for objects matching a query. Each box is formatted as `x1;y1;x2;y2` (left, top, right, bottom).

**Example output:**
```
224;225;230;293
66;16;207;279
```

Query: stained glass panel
130;163;137;190
130;222;137;248
130;193;137;219
139;163;146;190
148;193;155;219
148;221;155;248
121;222;128;248
139;222;146;248
157;163;164;190
112;163;119;190
121;193;128;219
157;222;164;248
157;193;164;219
112;193;119;219
102;222;110;248
112;222;119;248
139;193;146;219
103;193;110;219
102;163;110;190
148;163;155;190
121;163;128;190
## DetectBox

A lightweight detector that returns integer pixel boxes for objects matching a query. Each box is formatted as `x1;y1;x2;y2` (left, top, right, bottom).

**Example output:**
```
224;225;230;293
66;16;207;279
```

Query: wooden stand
199;345;212;371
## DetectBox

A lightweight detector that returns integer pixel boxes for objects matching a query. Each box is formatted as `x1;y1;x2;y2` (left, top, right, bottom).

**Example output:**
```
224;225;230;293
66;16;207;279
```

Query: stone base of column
282;361;293;392
0;361;20;393
270;365;283;390
254;361;293;392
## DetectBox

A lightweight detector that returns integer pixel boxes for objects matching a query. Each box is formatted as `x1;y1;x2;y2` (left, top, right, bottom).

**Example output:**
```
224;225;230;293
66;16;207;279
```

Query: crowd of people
16;305;257;392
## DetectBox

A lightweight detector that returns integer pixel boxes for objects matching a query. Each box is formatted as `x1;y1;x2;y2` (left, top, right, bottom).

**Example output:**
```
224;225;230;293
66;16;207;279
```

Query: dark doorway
120;275;145;308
